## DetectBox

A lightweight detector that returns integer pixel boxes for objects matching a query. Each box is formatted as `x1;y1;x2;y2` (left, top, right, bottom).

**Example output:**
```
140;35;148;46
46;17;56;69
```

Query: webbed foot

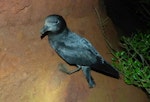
58;63;81;74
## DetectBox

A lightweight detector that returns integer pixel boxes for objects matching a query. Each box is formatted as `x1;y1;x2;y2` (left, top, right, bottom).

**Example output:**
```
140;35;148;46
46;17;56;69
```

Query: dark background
104;0;150;36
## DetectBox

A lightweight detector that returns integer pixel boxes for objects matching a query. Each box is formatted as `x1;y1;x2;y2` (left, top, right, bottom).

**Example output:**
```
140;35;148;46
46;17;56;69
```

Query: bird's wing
54;33;104;66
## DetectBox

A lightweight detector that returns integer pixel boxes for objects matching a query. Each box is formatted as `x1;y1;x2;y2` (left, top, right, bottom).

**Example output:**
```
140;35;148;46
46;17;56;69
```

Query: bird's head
40;14;67;39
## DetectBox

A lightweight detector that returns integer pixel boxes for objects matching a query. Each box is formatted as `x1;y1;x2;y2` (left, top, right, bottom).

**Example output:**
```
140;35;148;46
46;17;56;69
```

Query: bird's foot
58;63;81;74
81;66;96;88
88;78;96;88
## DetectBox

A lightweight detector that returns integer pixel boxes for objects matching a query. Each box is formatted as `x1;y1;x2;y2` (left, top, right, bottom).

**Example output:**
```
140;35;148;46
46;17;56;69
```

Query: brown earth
0;0;149;102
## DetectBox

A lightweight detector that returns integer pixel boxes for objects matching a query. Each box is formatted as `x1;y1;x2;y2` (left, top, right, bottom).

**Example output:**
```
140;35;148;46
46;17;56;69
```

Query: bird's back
48;30;104;66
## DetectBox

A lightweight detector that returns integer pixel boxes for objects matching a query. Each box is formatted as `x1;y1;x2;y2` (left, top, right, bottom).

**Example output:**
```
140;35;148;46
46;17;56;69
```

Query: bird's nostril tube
40;25;48;34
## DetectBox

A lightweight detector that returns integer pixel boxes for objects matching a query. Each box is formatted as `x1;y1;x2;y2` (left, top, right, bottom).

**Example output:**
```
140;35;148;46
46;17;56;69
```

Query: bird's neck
48;28;69;41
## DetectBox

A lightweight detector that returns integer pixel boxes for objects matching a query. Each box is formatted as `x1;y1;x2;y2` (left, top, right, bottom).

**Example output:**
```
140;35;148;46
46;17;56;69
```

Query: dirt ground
0;12;149;102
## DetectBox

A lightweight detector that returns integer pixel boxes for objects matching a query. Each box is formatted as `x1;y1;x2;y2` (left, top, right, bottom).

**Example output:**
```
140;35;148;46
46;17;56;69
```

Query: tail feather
91;61;119;79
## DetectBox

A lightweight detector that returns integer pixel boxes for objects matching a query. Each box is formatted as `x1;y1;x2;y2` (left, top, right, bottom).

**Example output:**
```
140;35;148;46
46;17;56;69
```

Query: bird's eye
47;19;59;24
50;20;59;24
55;20;59;24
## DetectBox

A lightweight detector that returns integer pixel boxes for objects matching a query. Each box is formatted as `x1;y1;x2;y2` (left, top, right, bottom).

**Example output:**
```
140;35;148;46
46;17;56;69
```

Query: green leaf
111;33;150;94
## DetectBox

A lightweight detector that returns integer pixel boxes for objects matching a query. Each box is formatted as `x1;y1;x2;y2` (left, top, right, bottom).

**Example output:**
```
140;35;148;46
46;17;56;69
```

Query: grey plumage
40;14;119;88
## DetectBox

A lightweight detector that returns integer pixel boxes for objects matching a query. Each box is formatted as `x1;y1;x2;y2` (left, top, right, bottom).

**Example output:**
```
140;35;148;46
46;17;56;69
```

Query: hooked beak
40;25;48;39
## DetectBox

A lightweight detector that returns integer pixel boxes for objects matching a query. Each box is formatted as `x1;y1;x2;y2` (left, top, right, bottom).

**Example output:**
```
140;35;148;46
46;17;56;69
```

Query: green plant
112;33;150;94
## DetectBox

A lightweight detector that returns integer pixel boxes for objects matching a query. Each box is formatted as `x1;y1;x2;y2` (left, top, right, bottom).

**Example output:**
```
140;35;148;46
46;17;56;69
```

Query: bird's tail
91;61;119;79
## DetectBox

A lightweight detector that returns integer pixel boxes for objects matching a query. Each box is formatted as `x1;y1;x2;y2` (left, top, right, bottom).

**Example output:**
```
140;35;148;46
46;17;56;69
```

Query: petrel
40;14;119;88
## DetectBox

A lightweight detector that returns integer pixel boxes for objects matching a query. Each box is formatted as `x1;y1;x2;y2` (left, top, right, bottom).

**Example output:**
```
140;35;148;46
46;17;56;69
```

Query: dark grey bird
40;14;119;88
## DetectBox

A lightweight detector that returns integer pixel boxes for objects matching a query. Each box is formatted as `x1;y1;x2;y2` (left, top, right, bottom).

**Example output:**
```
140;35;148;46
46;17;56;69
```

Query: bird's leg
81;66;95;88
58;63;81;74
